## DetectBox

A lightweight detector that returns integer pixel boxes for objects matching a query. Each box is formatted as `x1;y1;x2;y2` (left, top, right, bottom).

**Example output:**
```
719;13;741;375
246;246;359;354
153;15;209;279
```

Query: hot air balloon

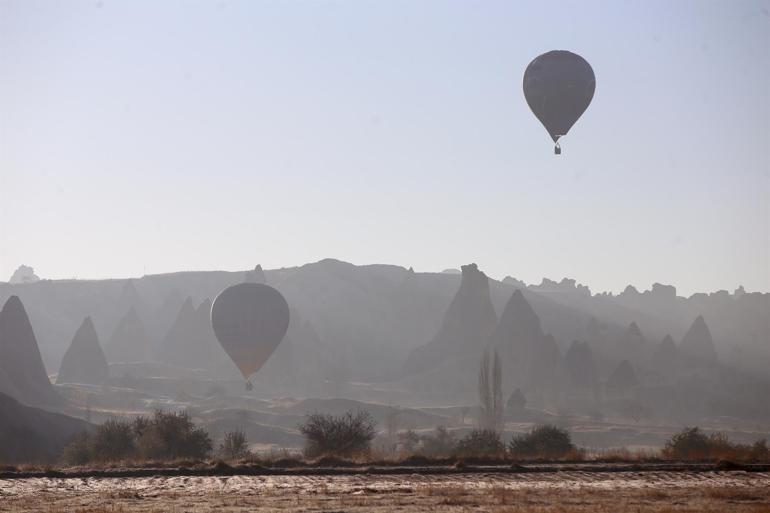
211;282;290;390
523;50;595;154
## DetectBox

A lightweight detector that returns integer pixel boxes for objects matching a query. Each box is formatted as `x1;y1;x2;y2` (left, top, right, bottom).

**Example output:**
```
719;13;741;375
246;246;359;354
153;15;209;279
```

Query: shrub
136;410;212;460
60;410;212;464
219;430;250;460
61;432;92;465
421;426;456;457
751;439;769;461
663;427;712;460
509;424;575;459
132;415;151;439
663;427;768;461
90;419;136;462
299;410;376;459
454;429;504;457
397;430;420;454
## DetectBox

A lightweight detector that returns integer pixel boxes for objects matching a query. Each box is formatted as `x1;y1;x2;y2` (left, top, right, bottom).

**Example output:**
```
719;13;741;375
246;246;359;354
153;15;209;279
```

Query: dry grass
590;447;661;462
705;487;766;501
1;470;769;512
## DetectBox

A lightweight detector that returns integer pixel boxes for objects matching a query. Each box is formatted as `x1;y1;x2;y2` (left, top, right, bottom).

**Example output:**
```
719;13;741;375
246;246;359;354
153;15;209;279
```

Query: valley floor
1;470;769;512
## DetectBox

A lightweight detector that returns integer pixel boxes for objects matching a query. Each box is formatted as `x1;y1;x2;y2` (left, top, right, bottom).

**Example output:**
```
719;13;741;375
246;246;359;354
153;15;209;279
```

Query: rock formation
492;290;559;392
530;277;591;297
606;360;638;393
154;297;195;364
564;340;598;388
115;280;147;318
679;315;717;362
193;297;219;362
106;307;152;362
244;264;267;284
403;264;497;375
616;283;677;313
502;276;527;289
493;290;544;359
531;333;561;390
57;317;109;385
103;280;151;341
8;265;40;284
155;297;219;369
651;334;678;376
146;289;184;342
617;321;647;362
0;296;60;406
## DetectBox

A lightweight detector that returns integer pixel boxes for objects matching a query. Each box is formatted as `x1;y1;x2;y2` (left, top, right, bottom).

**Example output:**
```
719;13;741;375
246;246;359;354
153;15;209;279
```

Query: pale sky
1;0;768;295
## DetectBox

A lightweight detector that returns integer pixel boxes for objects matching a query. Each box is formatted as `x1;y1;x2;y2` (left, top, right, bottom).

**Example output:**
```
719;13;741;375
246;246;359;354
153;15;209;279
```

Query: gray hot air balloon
523;50;595;154
211;282;290;390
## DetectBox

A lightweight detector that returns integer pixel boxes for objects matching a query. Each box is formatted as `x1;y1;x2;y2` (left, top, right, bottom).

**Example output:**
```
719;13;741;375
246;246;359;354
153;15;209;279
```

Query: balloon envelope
211;282;290;380
523;50;595;145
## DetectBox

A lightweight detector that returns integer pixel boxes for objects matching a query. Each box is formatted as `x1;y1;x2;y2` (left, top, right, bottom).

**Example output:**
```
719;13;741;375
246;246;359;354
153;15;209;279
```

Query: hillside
0;392;89;463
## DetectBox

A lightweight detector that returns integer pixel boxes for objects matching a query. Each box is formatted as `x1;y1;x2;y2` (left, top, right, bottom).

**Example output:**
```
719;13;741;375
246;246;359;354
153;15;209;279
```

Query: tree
299;410;376;458
454;429;505;457
61;432;92;465
421;426;456;457
60;410;213;464
509;424;576;459
478;349;503;431
507;389;526;418
90;419;135;462
663;427;709;459
385;407;401;455
219;430;250;460
397;430;420;454
135;410;212;460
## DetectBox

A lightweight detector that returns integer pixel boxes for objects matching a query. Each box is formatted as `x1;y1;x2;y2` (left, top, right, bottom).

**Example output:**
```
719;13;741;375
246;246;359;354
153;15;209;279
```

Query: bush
60;410;212;464
219;430;250;460
421;426;456;457
454;429;504;458
61;432;92;465
751;439;769;461
299;410;376;459
90;419;135;461
663;427;768;461
663;427;710;459
509;424;576;459
136;410;212;460
397;430;420;454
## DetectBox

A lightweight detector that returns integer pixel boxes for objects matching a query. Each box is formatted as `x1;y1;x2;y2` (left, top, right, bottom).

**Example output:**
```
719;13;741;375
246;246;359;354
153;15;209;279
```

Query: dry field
1;470;769;513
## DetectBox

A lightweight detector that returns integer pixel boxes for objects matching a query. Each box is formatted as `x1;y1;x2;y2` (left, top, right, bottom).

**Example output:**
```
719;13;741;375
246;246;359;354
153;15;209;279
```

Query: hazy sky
1;0;768;295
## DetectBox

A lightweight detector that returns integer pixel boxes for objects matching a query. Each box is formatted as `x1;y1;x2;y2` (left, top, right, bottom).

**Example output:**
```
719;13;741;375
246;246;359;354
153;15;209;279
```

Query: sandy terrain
1;471;769;512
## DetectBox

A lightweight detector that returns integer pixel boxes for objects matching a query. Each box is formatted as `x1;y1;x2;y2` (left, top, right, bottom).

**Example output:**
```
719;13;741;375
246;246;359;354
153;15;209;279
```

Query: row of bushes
410;425;579;459
300;411;770;462
299;410;579;460
61;408;770;465
663;427;769;461
62;410;213;464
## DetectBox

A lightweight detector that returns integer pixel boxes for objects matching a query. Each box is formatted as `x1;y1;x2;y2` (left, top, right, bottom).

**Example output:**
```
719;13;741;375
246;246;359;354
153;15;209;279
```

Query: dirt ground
1;471;769;512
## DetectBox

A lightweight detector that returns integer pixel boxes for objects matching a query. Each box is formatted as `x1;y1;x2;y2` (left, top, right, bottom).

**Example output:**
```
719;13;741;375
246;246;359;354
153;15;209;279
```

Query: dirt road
1;471;769;512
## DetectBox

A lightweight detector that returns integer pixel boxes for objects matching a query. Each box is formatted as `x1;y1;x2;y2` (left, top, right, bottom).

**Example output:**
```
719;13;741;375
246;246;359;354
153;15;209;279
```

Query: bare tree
459;406;469;425
479;349;492;430
385;406;401;456
492;349;503;431
478;349;503;431
299;410;376;458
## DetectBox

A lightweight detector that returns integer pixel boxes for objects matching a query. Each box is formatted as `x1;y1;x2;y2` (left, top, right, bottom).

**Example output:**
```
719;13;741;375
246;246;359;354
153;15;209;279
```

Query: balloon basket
554;143;561;155
245;380;253;391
